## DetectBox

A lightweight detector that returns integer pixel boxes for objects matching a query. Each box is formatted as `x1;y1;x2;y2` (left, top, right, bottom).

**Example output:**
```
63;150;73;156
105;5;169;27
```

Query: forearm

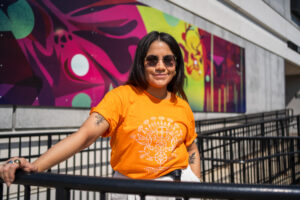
187;141;201;179
32;131;89;172
33;112;109;172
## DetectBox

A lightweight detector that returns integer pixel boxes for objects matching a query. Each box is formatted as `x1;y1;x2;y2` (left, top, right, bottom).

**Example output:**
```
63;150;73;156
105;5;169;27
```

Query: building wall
0;0;292;132
263;0;290;20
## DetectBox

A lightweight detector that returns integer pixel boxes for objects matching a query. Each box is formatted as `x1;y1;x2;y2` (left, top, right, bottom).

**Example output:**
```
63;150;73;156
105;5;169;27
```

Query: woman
0;31;201;189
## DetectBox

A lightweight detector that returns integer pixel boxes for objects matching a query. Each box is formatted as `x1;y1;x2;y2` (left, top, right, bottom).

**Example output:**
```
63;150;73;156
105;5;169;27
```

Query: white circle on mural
71;54;89;76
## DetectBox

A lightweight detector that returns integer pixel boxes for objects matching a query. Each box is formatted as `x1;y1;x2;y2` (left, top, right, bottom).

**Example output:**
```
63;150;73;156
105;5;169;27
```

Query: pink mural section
0;0;245;112
0;0;146;107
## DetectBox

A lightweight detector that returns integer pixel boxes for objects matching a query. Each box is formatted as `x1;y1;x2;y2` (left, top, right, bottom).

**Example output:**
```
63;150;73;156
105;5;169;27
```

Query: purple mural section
0;0;146;107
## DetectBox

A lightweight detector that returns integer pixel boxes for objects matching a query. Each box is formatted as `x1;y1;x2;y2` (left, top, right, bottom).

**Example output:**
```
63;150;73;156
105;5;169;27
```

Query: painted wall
0;0;286;132
0;0;245;113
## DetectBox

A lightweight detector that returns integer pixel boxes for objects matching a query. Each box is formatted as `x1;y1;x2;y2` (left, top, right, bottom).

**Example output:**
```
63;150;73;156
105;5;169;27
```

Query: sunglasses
145;55;176;67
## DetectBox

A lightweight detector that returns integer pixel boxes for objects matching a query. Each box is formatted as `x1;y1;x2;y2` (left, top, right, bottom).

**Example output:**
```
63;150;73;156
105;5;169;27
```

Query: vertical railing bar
140;194;146;200
268;138;272;184
17;136;21;200
37;135;41;199
210;136;214;182
57;134;61;174
199;137;205;182
66;134;69;175
106;138;109;176
100;138;103;177
80;145;83;200
87;144;90;200
24;185;30;200
290;139;296;184
229;129;234;183
56;187;70;200
0;184;2;200
6;184;9;200
100;192;106;200
72;141;76;200
6;137;11;200
47;134;52;200
94;140;97;200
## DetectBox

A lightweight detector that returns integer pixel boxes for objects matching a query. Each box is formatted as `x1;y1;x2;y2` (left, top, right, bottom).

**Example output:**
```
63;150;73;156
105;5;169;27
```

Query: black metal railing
0;112;299;199
195;109;293;134
198;135;300;184
197;115;300;184
1;171;300;200
0;132;111;200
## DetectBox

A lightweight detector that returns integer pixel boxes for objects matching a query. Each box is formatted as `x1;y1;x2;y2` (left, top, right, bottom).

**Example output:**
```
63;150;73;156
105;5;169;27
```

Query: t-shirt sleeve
184;104;198;147
90;88;123;137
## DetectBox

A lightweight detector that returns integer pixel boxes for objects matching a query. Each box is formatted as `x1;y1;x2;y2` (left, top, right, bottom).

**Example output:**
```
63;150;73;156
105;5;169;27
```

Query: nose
155;60;166;71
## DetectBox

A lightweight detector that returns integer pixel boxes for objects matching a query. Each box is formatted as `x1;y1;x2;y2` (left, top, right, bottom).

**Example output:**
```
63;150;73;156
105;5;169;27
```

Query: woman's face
144;40;176;91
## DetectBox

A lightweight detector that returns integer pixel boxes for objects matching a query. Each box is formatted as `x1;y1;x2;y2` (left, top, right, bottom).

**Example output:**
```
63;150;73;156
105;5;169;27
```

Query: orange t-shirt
90;85;197;179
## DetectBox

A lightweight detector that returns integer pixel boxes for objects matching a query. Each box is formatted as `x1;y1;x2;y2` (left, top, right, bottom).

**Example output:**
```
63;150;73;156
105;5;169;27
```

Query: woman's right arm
0;112;109;186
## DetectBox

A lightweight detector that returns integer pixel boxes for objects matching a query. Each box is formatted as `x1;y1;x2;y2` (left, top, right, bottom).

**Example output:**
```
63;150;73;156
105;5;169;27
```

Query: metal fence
0;132;112;200
199;135;300;185
1;171;300;200
195;109;293;134
197;115;300;185
0;110;299;199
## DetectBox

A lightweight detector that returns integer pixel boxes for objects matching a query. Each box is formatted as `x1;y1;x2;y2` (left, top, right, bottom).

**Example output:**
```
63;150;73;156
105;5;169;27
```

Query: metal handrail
1;171;300;200
199;115;299;135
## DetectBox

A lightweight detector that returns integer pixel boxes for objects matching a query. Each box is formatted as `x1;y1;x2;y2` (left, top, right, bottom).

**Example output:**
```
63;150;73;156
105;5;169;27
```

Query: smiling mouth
153;73;169;76
152;74;169;79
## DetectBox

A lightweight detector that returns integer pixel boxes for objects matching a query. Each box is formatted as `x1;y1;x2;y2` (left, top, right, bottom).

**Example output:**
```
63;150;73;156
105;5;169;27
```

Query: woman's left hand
0;157;38;187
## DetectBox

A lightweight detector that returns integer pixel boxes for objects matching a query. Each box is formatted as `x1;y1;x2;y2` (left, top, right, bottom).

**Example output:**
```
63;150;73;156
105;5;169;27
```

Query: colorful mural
0;0;245;112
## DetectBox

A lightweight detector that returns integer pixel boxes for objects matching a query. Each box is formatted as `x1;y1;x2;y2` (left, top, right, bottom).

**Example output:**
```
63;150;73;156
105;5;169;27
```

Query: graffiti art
0;0;245;112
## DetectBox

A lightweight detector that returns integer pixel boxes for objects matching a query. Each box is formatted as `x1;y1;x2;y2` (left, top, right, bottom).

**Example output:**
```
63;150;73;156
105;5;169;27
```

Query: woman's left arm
187;141;201;179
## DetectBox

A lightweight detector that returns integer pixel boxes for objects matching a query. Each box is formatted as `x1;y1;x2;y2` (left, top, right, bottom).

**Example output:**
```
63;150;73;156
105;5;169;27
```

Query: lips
152;74;169;79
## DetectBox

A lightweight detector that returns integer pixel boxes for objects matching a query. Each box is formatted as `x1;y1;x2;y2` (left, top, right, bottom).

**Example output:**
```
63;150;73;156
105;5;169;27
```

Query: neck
146;87;169;99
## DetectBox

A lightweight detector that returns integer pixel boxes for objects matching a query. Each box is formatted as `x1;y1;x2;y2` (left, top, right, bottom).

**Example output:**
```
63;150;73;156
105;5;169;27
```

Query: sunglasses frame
144;55;177;68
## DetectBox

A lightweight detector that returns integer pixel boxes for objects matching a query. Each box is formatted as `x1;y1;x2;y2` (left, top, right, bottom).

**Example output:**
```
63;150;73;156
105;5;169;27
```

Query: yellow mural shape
137;6;205;110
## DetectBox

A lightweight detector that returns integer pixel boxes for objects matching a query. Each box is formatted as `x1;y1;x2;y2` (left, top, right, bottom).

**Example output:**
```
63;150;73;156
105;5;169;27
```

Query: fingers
0;157;36;187
22;158;38;172
0;159;20;187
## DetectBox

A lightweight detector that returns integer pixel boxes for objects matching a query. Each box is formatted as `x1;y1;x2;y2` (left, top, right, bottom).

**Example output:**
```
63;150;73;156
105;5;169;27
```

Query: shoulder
104;84;141;104
173;95;194;118
174;95;190;108
109;84;140;96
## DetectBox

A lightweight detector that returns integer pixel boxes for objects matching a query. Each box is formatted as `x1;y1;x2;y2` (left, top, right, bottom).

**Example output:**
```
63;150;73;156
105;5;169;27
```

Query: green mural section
0;0;34;39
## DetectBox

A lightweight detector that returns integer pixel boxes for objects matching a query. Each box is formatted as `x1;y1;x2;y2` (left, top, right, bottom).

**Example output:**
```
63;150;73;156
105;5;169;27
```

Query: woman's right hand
0;157;38;187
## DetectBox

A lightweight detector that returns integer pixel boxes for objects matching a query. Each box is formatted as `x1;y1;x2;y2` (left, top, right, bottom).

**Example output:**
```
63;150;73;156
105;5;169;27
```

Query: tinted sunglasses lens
145;55;158;66
163;55;176;67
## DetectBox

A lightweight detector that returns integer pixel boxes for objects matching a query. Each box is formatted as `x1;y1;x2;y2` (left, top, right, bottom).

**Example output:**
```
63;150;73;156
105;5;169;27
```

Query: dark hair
126;31;187;101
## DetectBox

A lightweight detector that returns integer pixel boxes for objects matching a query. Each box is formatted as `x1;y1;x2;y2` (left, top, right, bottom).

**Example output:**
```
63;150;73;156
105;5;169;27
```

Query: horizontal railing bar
195;109;289;123
1;171;300;199
200;115;300;135
201;151;299;163
0;113;296;139
0;132;73;138
198;135;300;140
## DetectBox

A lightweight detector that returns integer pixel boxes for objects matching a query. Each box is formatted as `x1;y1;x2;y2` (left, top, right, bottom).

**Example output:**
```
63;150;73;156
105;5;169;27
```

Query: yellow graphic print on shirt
131;116;183;174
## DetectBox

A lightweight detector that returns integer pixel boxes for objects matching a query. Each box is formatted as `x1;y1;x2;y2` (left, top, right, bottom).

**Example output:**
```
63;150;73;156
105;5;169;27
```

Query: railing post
56;187;70;200
47;134;52;200
100;192;106;200
290;139;296;184
297;116;300;137
229;130;234;183
260;121;265;136
0;183;3;200
297;116;300;154
24;185;31;200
